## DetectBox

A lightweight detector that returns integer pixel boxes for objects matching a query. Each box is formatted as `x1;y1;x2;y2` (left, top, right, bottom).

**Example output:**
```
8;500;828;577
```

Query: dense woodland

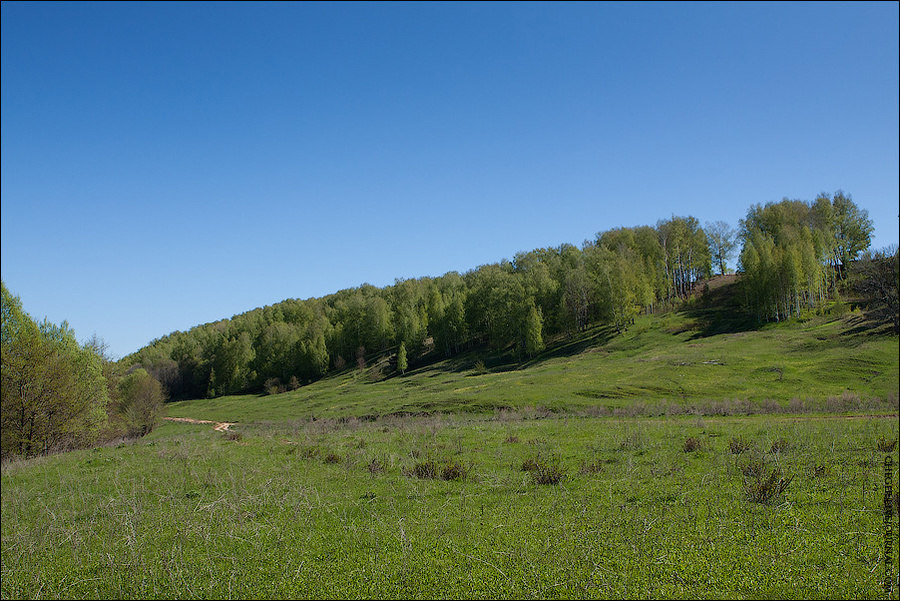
2;191;897;458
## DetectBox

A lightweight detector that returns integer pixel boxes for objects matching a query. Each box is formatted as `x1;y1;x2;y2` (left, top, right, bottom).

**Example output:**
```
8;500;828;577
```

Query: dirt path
160;412;896;433
163;417;236;432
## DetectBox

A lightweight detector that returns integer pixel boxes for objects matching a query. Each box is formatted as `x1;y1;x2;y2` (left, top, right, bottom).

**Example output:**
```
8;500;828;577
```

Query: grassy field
162;309;899;424
1;413;897;599
2;306;898;599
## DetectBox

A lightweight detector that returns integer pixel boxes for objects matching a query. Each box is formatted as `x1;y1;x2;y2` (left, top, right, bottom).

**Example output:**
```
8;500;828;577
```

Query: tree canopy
1;282;110;457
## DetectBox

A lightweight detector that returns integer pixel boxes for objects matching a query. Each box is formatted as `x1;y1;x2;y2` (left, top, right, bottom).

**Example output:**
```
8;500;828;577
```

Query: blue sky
2;1;898;359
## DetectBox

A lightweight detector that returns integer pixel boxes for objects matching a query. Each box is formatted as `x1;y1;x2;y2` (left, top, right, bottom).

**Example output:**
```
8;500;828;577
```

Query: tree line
125;191;881;401
126;213;714;400
2;191;893;458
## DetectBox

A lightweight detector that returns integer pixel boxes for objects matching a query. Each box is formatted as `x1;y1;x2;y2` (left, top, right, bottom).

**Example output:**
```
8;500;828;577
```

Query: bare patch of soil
163;417;236;431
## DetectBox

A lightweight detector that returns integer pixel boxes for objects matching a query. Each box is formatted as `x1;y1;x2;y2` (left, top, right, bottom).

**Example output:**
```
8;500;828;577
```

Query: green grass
3;302;898;599
2;413;898;599
162;309;899;424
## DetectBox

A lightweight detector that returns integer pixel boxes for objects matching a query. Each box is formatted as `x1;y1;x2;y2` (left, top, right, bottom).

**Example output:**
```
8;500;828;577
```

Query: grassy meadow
162;309;899;424
2;308;899;599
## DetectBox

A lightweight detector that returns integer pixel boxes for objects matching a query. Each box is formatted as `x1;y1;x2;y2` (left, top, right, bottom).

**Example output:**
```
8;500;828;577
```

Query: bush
264;377;285;395
117;368;165;438
742;461;792;504
522;454;565;485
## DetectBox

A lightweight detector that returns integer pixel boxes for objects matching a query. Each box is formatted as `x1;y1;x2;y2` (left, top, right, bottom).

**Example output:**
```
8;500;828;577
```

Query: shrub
522;454;565;485
264;378;285;396
743;462;793;504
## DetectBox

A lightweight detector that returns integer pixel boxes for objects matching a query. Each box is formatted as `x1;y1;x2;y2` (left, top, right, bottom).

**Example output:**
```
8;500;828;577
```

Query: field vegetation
2;192;898;598
3;298;899;599
2;410;897;599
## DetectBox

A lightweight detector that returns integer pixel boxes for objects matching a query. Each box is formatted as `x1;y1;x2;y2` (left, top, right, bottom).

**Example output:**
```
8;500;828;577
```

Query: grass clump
297;445;320;459
876;436;898;452
682;436;703;452
769;437;792;454
367;457;385;475
728;436;751;454
742;460;793;504
404;459;438;480
521;454;565;485
578;458;604;475
404;457;467;481
439;458;469;481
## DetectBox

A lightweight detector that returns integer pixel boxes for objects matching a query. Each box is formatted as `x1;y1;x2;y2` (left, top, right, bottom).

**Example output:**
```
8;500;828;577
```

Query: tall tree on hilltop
830;190;874;280
705;220;738;275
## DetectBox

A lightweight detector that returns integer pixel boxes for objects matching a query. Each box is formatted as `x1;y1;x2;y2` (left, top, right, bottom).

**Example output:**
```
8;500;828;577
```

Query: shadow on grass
682;278;760;339
839;312;898;338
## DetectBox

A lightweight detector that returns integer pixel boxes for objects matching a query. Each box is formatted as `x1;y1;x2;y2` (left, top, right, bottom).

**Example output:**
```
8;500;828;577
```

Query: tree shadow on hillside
511;325;621;371
838;311;898;338
681;279;760;339
423;325;622;376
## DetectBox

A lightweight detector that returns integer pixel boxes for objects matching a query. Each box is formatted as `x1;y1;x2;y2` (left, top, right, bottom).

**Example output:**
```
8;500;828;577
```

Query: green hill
163;277;898;425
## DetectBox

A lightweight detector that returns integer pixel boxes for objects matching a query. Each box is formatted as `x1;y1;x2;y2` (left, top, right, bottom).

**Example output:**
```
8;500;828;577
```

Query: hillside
163;278;899;425
127;196;893;409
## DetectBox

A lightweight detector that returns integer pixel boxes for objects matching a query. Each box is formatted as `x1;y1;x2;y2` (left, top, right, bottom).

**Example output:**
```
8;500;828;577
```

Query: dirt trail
160;412;896;433
163;417;236;432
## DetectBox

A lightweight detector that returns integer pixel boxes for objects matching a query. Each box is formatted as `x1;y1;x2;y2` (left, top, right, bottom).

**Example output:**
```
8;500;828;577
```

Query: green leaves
1;282;110;458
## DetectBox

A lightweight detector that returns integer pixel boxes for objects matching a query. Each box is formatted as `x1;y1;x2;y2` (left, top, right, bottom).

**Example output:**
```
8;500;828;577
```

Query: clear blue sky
2;1;898;359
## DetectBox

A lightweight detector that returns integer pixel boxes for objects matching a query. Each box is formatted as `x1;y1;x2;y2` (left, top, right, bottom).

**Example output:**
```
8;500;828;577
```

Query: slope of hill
163;278;899;425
